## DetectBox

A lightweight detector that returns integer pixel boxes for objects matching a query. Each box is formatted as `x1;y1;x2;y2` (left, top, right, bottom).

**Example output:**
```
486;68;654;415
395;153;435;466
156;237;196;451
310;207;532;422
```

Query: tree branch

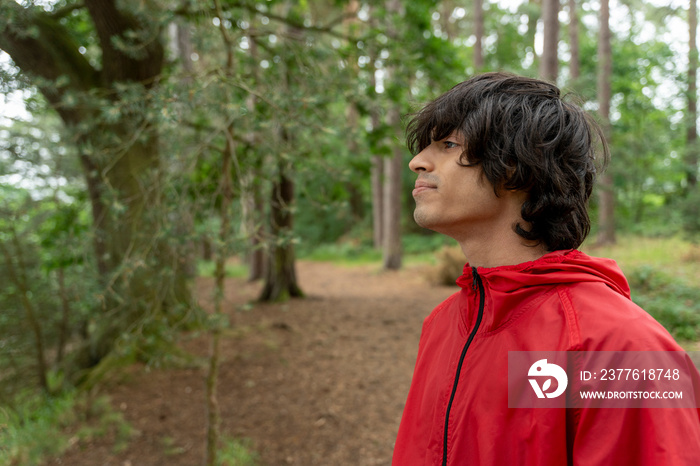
0;0;99;124
84;0;164;85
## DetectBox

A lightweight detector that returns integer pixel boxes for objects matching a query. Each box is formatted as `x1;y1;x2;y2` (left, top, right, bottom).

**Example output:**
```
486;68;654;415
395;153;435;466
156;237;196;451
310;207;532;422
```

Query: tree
568;0;580;84
597;0;615;245
0;0;190;368
381;0;404;271
540;0;559;81
474;0;484;71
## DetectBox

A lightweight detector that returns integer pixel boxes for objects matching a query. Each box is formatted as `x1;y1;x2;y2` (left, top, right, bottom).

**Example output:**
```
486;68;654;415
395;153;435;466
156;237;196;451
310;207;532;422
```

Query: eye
444;141;459;149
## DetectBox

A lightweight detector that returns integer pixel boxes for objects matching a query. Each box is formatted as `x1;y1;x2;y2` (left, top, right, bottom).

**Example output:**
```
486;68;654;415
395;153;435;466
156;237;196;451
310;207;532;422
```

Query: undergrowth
628;265;700;341
218;436;260;465
0;391;135;465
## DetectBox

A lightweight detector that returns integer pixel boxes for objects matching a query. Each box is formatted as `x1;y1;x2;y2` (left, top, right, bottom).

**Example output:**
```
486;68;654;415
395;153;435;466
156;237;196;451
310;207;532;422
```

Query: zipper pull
471;266;479;291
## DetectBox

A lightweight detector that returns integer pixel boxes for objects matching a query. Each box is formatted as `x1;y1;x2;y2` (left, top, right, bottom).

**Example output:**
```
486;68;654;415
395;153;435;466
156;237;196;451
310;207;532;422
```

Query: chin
413;212;438;231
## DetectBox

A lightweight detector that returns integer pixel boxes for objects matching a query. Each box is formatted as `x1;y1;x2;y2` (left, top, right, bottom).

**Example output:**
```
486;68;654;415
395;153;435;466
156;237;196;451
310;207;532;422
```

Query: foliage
628;265;700;341
0;391;134;465
218;436;260;466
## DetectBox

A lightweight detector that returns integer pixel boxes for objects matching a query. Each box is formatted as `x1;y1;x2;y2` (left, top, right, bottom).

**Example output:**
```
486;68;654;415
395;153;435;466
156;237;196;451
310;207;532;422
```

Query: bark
370;51;384;250
381;0;402;270
540;0;559;82
259;163;304;301
383;108;402;270
688;0;698;188
568;0;580;83
371;152;385;250
596;0;615;245
474;0;484;70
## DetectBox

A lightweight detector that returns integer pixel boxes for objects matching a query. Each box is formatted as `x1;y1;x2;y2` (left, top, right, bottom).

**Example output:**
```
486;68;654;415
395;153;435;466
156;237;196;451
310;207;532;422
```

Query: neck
455;223;547;269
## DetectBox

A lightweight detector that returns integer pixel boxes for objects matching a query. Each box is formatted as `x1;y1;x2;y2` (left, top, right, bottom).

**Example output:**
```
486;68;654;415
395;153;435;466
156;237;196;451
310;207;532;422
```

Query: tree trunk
527;0;541;69
259;14;304;301
381;0;403;270
568;0;580;84
383;108;403;270
474;0;484;70
259;165;304;301
372;153;385;250
540;0;559;82
596;0;615;245
688;0;698;188
370;58;385;250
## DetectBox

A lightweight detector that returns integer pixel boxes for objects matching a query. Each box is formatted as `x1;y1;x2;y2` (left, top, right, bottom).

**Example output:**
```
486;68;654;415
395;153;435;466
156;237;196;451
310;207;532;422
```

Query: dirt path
52;260;457;465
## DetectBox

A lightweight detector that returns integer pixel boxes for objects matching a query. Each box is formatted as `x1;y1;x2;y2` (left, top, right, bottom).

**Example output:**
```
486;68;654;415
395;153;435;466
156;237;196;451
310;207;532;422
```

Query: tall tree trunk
527;0;541;69
540;0;559;81
382;0;403;270
568;0;580;84
474;0;484;70
383;107;403;270
372;150;385;250
370;30;384;250
596;0;615;245
688;0;698;188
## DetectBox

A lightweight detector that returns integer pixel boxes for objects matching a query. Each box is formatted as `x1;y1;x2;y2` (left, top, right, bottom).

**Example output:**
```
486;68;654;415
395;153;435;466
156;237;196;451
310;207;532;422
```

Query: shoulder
422;291;461;331
558;280;682;351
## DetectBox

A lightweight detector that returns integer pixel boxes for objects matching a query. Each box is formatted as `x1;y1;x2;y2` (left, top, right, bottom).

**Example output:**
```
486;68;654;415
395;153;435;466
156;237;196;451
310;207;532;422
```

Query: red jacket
393;250;700;465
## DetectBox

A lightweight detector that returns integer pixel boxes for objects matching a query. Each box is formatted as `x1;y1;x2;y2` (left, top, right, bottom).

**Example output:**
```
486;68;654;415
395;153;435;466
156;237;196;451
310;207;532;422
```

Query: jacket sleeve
571;405;700;465
568;287;700;465
564;283;700;464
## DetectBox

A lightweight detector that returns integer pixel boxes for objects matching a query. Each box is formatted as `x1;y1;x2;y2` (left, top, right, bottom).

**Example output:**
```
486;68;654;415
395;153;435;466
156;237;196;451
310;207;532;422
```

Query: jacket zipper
442;266;485;466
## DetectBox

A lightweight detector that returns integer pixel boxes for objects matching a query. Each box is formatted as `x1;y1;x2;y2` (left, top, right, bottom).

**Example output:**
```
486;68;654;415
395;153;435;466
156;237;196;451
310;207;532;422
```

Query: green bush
0;391;134;465
627;265;700;341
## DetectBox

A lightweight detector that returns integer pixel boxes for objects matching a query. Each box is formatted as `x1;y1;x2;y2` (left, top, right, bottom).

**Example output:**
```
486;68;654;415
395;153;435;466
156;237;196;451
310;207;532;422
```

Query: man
393;72;700;465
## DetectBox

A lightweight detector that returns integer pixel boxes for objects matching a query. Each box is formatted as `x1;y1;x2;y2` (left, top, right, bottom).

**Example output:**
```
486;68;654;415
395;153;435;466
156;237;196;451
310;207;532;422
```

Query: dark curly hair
406;72;609;251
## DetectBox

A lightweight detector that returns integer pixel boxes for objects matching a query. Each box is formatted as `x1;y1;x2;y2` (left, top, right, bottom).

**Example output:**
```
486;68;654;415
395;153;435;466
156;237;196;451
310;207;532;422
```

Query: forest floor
51;260;457;466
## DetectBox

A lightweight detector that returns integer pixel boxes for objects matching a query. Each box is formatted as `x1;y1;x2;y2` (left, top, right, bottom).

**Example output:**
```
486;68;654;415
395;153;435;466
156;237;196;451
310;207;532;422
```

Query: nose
409;147;434;173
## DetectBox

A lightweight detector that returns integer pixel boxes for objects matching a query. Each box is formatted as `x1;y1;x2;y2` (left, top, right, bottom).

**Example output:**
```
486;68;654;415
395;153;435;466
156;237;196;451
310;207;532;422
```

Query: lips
412;179;437;197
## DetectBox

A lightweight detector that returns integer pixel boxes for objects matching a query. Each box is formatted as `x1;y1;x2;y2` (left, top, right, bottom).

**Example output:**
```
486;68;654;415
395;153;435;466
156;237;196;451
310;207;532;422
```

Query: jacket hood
455;249;631;299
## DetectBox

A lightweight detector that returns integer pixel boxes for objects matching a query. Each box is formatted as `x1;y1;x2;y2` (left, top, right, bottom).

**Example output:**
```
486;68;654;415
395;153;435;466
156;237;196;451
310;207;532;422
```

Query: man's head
407;72;608;252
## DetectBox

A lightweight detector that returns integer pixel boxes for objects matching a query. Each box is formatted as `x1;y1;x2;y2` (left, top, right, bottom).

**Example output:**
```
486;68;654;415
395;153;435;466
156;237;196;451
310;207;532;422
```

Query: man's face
408;130;524;242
